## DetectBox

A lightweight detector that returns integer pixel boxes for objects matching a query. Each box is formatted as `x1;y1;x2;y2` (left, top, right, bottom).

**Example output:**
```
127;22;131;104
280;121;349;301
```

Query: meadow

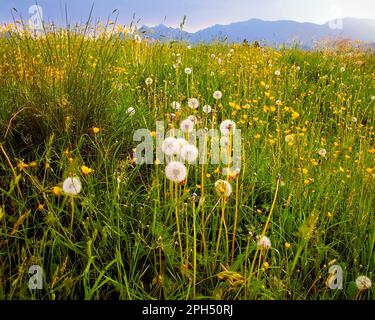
0;22;374;300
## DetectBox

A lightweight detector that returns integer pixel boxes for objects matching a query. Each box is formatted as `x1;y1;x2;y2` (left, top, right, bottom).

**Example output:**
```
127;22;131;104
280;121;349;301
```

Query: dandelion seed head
184;67;192;75
220;119;236;136
165;161;187;183
62;177;82;196
274;70;281;76
213;90;222;100
162;137;180;156
180;119;194;133
188;98;199;109
356;276;372;291
256;235;272;250
145;77;153;86
215;179;232;198
318;148;327;157
180;144;199;163
127;107;135;116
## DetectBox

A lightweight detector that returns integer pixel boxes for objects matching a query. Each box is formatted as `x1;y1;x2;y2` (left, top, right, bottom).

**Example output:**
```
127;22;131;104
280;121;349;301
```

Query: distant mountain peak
140;17;375;47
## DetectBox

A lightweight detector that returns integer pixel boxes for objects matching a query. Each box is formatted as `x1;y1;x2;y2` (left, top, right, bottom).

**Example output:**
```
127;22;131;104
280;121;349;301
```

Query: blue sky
1;0;374;31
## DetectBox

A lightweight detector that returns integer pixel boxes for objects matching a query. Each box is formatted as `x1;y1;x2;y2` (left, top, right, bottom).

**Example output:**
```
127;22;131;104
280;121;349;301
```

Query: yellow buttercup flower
17;161;29;171
29;161;38;168
292;111;300;120
81;165;93;176
285;134;294;143
92;127;100;134
52;186;63;196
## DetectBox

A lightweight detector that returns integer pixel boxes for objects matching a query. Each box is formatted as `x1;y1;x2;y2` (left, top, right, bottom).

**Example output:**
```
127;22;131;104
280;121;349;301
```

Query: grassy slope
0;27;374;300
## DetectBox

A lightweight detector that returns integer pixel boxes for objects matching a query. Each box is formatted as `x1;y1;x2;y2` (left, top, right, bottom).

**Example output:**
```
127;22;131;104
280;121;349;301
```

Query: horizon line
145;16;375;33
1;15;375;33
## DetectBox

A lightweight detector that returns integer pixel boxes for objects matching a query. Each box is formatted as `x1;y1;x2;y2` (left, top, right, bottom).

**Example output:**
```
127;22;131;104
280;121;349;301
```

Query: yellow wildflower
17;161;29;171
52;186;63;196
81;165;93;176
92;127;100;134
29;161;38;168
292;111;300;120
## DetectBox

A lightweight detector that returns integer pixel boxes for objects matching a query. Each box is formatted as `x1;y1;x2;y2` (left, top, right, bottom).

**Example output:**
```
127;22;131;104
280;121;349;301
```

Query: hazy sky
1;0;374;31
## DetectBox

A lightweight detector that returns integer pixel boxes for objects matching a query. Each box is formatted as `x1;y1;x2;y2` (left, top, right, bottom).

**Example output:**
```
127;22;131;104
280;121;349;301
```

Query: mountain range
139;17;375;48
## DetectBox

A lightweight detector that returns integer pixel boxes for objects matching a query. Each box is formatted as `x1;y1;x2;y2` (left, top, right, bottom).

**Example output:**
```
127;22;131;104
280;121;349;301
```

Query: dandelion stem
174;183;184;264
231;174;240;264
261;174;281;237
193;198;197;298
223;207;229;264
70;195;74;231
215;198;226;260
158;239;163;299
200;153;207;256
185;204;189;262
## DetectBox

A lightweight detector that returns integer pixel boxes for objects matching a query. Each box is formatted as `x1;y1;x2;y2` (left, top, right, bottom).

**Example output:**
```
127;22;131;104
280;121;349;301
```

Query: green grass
0;24;374;300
